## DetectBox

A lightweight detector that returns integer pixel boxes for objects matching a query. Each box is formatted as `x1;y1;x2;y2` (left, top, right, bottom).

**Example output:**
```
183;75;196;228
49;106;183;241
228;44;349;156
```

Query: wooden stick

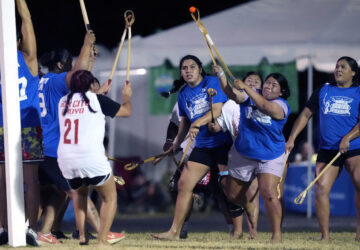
126;26;132;83
190;8;235;81
108;28;127;83
79;0;91;31
294;152;341;204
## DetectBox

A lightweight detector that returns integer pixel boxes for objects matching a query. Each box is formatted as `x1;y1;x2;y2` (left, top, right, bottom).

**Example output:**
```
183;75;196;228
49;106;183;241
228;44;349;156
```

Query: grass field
3;232;359;249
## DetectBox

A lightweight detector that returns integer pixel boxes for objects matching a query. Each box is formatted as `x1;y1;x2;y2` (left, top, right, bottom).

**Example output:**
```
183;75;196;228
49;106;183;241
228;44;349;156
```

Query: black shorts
317;148;360;168
67;173;111;190
39;156;71;191
188;143;232;168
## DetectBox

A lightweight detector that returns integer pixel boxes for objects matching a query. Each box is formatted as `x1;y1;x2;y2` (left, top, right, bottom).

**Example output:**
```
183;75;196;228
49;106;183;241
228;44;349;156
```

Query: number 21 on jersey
64;118;79;144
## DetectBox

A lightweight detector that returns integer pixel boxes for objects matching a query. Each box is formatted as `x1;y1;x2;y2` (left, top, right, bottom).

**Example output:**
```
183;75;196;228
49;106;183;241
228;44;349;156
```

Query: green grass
4;232;360;249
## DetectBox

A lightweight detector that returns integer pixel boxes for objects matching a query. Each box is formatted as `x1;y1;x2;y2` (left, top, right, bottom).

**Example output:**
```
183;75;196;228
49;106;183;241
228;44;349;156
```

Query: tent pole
0;0;26;246
307;56;313;219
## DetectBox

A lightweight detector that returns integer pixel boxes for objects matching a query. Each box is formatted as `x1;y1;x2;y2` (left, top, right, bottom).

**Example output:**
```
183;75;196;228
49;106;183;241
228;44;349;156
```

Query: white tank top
57;91;111;179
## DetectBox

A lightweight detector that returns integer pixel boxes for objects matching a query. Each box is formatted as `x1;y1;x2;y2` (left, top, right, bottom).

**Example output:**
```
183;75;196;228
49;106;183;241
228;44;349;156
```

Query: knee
315;181;331;198
225;191;238;204
177;176;192;194
259;185;277;202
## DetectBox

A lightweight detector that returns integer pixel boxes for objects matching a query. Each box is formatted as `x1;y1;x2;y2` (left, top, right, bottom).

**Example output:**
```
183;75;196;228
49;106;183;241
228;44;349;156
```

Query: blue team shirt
177;75;232;148
38;72;69;157
0;51;41;127
235;97;290;160
310;83;360;150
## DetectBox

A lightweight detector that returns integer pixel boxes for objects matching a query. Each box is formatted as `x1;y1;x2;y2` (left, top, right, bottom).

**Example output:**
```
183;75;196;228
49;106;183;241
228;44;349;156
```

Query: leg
23;163;40;229
72;185;88;244
217;169;243;239
244;178;259;239
279;164;288;226
86;196;100;233
94;176;117;245
0;163;8;245
223;176;256;238
344;155;360;241
258;173;282;243
52;196;70;232
152;161;209;240
0;164;7;230
39;185;67;234
314;162;338;241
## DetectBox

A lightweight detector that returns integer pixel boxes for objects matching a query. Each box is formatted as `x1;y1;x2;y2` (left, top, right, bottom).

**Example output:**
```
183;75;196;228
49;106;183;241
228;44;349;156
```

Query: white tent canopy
103;0;360;72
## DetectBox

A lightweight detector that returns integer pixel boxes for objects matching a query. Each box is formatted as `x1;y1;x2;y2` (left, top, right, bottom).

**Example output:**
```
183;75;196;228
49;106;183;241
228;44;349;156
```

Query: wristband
166;139;174;143
216;71;224;78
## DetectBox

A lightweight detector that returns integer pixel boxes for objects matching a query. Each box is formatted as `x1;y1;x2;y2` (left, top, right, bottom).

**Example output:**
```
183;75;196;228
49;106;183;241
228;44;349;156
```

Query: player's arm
339;123;360;153
236;81;285;120
65;31;96;88
115;82;132;117
16;0;37;76
212;65;247;103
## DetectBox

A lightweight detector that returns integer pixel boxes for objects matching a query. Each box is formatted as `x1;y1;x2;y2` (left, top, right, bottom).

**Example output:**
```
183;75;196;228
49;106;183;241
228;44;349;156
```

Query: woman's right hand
122;82;132;98
85;30;96;45
285;139;295;154
212;65;224;77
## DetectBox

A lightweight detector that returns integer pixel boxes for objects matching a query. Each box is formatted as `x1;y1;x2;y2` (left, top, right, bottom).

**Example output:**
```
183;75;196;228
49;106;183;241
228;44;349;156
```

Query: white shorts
228;146;286;182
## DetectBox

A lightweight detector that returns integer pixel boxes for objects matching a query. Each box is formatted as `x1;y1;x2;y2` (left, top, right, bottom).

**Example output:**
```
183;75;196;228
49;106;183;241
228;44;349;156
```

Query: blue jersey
0;51;41;127
38;72;69;157
235;97;290;160
178;75;232;148
314;84;360;150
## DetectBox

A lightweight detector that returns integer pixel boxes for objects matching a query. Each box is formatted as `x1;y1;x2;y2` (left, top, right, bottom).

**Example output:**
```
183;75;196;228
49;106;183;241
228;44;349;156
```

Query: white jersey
57;91;111;179
216;99;240;138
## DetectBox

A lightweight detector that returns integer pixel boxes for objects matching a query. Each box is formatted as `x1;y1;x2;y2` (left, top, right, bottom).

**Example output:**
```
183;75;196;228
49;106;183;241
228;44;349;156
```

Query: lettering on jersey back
60;99;88;115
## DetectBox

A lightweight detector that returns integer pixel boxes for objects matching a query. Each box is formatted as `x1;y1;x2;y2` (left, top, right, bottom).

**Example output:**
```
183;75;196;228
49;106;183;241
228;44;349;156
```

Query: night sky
24;0;251;57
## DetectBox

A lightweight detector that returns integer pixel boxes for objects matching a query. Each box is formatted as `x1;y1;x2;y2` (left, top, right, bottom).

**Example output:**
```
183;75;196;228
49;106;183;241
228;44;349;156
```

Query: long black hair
264;73;290;100
179;55;206;78
160;79;186;98
337;56;359;83
40;49;73;73
62;70;96;116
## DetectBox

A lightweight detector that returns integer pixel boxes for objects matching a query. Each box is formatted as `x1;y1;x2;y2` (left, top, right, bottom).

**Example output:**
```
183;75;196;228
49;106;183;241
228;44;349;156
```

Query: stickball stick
108;28;128;85
106;10;135;95
178;139;193;167
294;152;341;205
79;0;91;31
113;176;125;186
190;6;235;81
125;10;134;84
124;148;181;171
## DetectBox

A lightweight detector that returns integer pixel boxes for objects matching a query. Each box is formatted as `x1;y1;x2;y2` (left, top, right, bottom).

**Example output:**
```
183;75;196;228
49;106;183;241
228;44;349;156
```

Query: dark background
23;0;251;56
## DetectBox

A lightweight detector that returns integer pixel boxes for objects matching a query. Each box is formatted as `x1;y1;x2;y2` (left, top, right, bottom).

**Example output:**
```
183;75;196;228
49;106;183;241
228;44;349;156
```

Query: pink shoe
106;232;125;244
37;232;62;245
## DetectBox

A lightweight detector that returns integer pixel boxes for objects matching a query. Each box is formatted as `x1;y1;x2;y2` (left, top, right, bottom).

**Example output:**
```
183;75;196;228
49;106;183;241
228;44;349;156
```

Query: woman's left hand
189;124;200;140
233;79;246;90
339;137;350;154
